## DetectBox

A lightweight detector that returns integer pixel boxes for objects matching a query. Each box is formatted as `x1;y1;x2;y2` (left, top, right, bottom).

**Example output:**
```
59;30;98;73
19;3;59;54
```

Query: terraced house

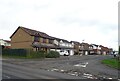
10;26;74;55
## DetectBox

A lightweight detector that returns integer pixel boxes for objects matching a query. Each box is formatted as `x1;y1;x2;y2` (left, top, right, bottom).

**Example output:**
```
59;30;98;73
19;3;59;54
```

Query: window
34;36;39;42
60;50;64;52
49;40;53;44
43;38;46;43
40;38;43;43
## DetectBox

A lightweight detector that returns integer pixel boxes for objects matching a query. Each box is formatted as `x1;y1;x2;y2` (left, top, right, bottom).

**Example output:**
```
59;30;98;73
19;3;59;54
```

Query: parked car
57;50;69;56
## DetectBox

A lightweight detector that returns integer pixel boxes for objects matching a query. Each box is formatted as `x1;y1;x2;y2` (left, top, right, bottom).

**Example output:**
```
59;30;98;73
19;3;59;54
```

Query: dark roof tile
20;27;53;39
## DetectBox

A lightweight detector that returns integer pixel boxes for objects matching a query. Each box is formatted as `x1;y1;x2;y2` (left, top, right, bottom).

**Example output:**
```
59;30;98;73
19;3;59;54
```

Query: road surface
2;55;119;80
2;62;85;79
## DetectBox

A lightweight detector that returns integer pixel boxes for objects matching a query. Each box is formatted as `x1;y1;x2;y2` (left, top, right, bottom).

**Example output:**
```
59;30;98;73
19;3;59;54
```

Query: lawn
101;58;120;69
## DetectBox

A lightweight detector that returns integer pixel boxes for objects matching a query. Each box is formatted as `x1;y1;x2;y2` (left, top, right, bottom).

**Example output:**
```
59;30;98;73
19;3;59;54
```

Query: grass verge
101;58;120;69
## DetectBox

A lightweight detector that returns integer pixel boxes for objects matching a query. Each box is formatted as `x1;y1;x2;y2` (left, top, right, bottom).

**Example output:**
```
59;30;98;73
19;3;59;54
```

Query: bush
27;50;46;58
46;51;60;58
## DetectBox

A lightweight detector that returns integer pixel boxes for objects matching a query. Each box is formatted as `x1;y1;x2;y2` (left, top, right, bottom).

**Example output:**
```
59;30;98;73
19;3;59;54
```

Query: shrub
46;51;60;58
27;50;46;58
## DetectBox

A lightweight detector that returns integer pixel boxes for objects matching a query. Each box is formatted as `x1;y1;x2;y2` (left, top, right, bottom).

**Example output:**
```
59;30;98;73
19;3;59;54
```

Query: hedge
2;49;60;58
2;49;27;57
46;51;60;58
27;50;46;58
2;49;46;58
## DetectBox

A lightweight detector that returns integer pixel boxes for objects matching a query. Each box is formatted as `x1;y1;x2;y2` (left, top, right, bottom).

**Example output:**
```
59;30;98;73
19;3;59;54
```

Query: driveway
2;55;119;79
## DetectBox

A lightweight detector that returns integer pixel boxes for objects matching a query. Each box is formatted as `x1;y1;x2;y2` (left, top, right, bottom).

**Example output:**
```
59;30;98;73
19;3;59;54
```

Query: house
108;48;113;55
50;37;74;55
99;45;110;55
70;41;80;55
79;42;90;55
10;26;74;55
0;39;11;49
89;44;102;55
10;26;55;52
88;44;114;55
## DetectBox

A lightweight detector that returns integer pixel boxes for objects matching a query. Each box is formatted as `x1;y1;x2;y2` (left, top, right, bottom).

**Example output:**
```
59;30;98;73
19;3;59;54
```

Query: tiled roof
21;26;71;41
99;45;110;51
10;26;70;42
71;41;80;44
52;37;69;43
80;42;89;46
91;44;99;47
20;26;54;39
4;40;11;43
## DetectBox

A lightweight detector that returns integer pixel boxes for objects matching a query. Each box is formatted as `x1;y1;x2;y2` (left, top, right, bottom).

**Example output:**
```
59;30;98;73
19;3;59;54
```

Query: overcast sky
0;0;119;51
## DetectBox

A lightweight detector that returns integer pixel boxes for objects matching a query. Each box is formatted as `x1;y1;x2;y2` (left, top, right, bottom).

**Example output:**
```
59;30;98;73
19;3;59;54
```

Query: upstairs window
43;38;46;43
34;36;39;42
49;40;53;44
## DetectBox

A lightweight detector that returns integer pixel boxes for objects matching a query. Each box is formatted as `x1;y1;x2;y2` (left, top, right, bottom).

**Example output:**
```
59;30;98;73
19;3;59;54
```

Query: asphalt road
2;62;84;79
2;55;120;80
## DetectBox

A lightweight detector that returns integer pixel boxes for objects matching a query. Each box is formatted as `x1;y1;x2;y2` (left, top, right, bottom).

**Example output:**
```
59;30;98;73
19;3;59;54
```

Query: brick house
79;42;90;55
70;41;80;55
10;26;56;52
99;45;110;55
89;44;102;55
10;26;74;55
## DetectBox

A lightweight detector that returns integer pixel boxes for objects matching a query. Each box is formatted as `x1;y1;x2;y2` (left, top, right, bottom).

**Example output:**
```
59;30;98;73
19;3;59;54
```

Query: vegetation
2;49;27;57
101;58;120;69
2;49;60;59
45;51;60;58
27;50;46;58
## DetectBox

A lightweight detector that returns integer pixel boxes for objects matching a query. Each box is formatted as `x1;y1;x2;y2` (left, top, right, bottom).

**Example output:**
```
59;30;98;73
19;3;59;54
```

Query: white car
58;50;69;56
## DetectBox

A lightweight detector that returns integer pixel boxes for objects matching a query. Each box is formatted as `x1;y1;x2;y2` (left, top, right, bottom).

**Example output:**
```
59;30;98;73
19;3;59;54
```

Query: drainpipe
0;45;2;56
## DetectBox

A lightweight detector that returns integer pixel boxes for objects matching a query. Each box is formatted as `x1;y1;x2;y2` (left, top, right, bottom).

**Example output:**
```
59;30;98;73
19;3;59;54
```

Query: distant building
70;41;80;55
0;39;11;49
79;42;90;55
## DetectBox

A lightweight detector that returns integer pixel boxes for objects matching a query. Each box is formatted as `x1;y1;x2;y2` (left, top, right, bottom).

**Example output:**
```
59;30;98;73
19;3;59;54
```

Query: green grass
101;58;120;69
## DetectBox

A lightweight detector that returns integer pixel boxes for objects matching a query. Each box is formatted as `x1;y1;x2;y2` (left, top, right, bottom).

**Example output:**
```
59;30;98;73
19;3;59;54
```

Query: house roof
80;42;89;46
10;26;70;42
99;45;110;51
52;37;69;43
90;44;99;47
4;40;11;43
70;41;80;44
10;26;54;39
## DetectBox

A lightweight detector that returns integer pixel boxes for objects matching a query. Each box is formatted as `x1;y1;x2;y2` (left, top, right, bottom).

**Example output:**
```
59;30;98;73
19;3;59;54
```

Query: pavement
2;55;120;80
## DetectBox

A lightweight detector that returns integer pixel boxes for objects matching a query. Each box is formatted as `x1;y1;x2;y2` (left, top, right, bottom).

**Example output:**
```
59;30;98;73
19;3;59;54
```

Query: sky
0;0;119;51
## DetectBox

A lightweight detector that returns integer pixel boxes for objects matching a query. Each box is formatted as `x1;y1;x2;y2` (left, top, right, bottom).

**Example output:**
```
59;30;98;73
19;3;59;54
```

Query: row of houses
1;26;114;55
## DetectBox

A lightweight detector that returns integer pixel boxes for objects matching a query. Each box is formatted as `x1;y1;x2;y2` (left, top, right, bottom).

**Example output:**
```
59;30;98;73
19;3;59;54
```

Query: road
2;62;84;79
2;55;119;80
